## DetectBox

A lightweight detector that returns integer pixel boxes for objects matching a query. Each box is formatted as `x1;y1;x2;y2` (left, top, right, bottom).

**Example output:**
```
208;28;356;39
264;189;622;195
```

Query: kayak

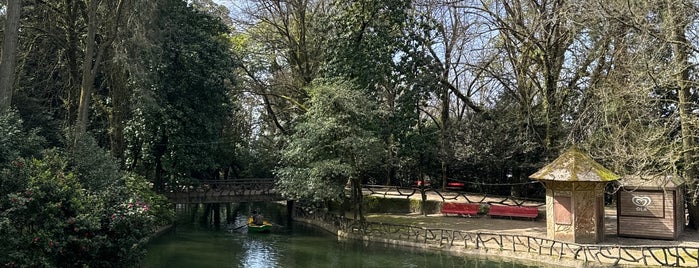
247;217;273;233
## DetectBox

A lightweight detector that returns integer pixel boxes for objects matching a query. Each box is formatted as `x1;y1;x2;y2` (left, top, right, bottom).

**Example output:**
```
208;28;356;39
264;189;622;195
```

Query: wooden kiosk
530;147;619;243
616;176;685;240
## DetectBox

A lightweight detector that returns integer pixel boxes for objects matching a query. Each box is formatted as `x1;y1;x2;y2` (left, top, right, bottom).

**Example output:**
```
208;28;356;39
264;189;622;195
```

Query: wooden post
213;203;221;229
286;200;294;225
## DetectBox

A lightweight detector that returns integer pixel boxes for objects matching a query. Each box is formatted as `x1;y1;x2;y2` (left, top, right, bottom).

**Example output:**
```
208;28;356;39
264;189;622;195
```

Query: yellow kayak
247;217;273;233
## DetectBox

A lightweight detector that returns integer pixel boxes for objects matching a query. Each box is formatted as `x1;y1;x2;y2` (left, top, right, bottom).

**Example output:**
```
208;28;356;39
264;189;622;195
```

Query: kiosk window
554;196;572;225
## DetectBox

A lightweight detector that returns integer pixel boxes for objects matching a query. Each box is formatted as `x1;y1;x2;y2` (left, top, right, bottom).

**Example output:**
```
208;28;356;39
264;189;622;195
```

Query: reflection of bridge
164;178;284;204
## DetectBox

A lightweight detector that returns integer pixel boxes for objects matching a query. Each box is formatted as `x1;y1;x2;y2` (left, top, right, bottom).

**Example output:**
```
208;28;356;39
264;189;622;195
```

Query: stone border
293;208;699;267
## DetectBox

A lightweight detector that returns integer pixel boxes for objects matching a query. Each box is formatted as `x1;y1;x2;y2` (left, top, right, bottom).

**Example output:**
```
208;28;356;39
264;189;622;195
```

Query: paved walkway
364;187;699;247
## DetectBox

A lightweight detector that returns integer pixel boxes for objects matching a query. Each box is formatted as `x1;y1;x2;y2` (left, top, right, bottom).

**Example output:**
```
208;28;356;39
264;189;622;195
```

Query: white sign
632;196;652;212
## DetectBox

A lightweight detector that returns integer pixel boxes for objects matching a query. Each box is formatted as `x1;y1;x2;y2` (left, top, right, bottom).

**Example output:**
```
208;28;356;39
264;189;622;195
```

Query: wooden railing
164;178;283;203
294;207;699;267
362;184;543;206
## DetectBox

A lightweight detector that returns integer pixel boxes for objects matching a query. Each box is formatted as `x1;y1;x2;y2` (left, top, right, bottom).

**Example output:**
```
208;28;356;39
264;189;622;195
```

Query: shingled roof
529;147;619;182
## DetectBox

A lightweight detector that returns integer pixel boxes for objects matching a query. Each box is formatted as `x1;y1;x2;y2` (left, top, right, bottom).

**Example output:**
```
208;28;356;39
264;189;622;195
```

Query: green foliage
276;79;383;202
0;152;98;267
68;134;123;192
0;118;168;268
363;196;410;213
0;150;163;267
0;109;44;165
325;0;410;95
124;173;174;226
125;0;238;185
0;110;45;196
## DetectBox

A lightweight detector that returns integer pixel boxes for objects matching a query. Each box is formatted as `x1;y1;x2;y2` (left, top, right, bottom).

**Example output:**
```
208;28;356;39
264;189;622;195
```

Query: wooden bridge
163;178;284;204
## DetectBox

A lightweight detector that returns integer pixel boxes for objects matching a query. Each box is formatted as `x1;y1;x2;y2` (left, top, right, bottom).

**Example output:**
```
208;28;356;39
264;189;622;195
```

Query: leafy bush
0;109;44;195
124;173;174;226
0;151;166;267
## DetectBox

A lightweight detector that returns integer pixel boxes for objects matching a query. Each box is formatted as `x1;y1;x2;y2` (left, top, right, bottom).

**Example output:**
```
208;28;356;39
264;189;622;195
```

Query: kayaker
252;210;265;225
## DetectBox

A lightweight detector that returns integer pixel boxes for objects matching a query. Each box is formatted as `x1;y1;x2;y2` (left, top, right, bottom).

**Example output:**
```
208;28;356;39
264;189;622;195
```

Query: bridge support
286;200;294;225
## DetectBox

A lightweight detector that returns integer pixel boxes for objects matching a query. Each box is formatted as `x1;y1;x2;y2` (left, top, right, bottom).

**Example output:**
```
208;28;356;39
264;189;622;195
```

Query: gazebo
530;147;619;243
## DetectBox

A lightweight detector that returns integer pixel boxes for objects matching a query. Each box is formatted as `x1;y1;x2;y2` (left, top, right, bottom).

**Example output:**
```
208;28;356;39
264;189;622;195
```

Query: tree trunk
75;0;100;135
64;0;82;121
75;0;126;137
668;0;698;228
107;68;129;163
0;0;22;112
354;178;364;221
440;84;450;191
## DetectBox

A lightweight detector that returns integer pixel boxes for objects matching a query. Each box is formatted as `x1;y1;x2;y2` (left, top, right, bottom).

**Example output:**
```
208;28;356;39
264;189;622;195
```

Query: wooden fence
294;207;699;267
363;184;542;206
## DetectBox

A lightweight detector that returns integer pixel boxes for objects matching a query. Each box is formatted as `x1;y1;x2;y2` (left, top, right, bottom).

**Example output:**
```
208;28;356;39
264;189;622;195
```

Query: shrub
0;151;163;267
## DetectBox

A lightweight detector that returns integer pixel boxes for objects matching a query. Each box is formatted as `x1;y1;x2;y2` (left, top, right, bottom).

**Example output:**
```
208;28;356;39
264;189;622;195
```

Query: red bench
441;202;479;216
446;182;465;189
414;180;430;187
488;205;538;219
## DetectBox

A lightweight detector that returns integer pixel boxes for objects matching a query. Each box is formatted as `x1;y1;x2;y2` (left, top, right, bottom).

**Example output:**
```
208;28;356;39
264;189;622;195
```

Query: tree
75;0;128;137
409;0;491;188
0;0;21;112
232;0;329;134
276;79;382;219
124;0;236;190
664;0;699;228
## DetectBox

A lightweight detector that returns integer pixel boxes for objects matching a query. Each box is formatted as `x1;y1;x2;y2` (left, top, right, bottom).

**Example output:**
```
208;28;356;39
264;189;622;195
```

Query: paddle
230;224;247;231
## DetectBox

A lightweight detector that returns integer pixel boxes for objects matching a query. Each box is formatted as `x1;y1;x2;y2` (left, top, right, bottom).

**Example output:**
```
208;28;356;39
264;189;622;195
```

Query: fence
164;178;283;203
294;207;699;267
363;184;542;206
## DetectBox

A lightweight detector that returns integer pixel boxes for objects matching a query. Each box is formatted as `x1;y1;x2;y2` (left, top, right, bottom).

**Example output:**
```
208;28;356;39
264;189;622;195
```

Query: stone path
364;187;699;247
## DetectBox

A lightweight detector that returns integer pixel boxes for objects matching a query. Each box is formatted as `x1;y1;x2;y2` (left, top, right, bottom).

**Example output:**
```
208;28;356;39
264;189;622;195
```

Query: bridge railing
164;178;282;203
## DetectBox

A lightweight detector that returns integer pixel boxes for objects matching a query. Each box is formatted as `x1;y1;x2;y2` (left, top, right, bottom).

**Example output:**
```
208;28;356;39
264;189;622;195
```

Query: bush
363;196;411;213
0;109;44;196
0;150;164;267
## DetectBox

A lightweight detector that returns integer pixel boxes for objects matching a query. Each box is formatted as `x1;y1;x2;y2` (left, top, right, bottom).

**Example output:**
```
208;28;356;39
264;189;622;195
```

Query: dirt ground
364;188;699;248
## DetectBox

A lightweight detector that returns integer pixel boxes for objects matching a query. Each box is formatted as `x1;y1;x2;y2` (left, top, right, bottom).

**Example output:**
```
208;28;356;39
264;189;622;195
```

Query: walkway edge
293;217;593;268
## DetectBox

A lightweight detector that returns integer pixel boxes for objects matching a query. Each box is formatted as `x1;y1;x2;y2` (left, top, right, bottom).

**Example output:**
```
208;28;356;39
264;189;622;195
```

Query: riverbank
293;188;699;267
144;224;175;244
294;216;565;267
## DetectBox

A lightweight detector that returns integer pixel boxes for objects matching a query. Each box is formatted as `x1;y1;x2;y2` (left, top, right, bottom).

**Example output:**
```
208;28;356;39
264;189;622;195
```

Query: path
364;187;699;248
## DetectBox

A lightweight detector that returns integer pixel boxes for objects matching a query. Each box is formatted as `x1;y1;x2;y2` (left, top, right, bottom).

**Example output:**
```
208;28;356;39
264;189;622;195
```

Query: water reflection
142;204;539;268
241;236;278;267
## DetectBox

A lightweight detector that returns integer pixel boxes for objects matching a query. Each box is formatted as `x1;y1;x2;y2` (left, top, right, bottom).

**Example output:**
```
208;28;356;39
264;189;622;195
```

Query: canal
142;204;540;268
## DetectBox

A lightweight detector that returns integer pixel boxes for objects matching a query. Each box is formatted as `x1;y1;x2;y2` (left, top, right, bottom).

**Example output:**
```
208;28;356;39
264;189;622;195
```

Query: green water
142;218;540;268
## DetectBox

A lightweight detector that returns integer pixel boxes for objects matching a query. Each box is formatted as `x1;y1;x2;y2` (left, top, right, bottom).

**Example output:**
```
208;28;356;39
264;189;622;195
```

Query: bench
414;180;430;187
446;182;465;189
441;202;479;216
488;205;538;219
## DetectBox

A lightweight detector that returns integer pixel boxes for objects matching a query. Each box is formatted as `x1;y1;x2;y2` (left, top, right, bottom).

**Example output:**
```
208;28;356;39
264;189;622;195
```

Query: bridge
163;178;284;204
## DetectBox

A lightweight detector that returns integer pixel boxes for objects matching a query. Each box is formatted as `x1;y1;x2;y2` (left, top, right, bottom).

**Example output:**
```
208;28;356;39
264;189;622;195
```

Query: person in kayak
251;210;265;225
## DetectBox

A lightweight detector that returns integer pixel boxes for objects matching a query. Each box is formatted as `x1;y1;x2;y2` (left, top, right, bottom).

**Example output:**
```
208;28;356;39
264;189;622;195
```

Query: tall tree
325;0;417;185
276;79;382;219
75;0;128;137
0;0;22;112
232;0;329;134
125;0;236;190
665;0;699;228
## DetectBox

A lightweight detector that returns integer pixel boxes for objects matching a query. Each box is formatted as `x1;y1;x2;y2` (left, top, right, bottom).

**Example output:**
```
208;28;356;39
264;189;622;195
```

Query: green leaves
276;79;383;202
0;150;163;267
125;0;238;184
